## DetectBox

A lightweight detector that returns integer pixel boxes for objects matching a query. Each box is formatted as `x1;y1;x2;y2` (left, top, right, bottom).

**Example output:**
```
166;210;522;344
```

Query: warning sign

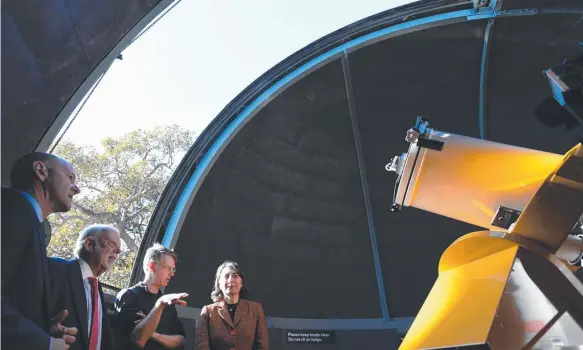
286;330;336;344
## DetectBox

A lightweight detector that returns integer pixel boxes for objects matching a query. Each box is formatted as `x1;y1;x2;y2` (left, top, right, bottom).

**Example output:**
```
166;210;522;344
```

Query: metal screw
405;128;420;143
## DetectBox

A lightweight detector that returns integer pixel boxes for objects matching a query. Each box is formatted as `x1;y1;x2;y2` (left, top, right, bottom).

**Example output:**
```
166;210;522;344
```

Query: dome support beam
478;18;495;140
341;52;390;321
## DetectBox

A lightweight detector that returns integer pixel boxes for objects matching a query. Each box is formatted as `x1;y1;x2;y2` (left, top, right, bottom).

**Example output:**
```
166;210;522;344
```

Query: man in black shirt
114;243;188;349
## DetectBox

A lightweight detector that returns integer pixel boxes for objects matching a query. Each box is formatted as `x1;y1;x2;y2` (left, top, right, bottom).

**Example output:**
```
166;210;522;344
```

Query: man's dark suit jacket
1;187;53;349
48;257;115;350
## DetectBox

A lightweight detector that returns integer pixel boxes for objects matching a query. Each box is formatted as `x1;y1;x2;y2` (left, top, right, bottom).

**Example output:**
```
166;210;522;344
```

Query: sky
58;0;414;148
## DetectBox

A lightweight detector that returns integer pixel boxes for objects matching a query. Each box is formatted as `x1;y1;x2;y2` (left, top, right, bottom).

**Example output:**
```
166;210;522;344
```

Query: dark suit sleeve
254;303;269;350
47;258;64;310
1;190;51;349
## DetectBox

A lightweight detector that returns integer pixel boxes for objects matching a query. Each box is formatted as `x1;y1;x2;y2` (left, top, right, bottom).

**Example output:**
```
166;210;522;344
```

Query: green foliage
47;125;195;289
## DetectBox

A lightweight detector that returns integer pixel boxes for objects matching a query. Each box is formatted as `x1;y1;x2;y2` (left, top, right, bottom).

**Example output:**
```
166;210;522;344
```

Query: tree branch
146;162;170;179
80;184;106;194
126;205;151;222
117;225;138;252
51;214;85;231
120;188;149;209
72;203;118;222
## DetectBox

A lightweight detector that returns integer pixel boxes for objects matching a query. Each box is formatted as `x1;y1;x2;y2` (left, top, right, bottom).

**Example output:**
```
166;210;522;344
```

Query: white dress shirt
78;258;102;350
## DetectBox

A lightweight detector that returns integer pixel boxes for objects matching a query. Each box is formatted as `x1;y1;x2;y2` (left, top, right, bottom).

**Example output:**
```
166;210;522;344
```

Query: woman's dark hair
210;260;249;302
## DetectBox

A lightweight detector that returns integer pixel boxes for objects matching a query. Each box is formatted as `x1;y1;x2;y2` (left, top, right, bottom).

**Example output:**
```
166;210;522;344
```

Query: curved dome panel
172;59;384;319
137;0;583;325
1;0;174;184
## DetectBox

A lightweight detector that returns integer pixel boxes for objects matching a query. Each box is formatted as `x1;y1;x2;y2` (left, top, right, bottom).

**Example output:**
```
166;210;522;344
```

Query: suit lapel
217;301;234;327
99;284;114;349
233;299;247;327
69;259;89;346
36;220;52;326
19;193;51;330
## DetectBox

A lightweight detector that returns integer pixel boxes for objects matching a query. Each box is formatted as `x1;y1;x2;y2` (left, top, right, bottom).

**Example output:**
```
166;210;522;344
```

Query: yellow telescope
388;117;583;349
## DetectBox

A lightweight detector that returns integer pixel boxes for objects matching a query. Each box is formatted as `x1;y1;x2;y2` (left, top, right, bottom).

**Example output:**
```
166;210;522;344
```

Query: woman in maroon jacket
196;261;269;350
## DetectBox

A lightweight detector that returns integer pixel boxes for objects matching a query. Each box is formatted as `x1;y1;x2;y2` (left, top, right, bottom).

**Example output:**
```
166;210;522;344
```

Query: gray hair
143;243;178;275
74;224;118;259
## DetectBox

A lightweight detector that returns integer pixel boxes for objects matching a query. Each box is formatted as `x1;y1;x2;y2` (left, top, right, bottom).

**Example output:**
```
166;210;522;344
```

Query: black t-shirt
114;282;185;349
227;302;238;322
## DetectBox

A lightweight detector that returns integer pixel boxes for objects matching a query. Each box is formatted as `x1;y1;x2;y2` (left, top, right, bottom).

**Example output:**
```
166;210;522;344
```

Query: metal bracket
417;138;444;151
491;206;521;230
472;0;491;9
469;7;538;20
404;117;444;151
472;0;499;13
405;116;430;143
544;69;570;106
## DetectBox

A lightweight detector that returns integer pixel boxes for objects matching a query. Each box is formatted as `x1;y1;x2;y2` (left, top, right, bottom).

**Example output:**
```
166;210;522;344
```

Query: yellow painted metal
510;143;583;251
439;231;517;273
400;234;519;350
397;131;583;349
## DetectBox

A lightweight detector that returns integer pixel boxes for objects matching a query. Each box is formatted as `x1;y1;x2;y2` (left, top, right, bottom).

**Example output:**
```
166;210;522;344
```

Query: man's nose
72;184;81;194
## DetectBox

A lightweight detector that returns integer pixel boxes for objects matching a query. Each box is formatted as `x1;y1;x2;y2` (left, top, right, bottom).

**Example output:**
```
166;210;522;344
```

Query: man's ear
84;237;95;252
149;261;156;273
32;161;49;182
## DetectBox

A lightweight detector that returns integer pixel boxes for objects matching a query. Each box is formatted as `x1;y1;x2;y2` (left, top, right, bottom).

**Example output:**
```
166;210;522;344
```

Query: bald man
2;152;81;349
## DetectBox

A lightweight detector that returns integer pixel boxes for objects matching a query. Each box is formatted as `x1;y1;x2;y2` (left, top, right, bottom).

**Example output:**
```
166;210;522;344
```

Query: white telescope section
389;129;563;231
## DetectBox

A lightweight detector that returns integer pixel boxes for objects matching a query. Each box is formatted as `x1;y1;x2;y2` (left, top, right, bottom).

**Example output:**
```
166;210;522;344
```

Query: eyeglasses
157;263;176;273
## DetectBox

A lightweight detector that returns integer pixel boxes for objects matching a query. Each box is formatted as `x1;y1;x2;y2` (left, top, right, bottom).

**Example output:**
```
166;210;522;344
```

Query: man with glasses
114;243;188;349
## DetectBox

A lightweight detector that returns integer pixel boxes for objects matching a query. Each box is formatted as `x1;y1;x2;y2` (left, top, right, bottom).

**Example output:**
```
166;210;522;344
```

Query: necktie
88;277;100;350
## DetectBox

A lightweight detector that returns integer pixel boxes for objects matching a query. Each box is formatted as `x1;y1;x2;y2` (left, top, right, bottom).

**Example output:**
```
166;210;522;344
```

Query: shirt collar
139;281;162;296
20;191;43;222
78;258;96;280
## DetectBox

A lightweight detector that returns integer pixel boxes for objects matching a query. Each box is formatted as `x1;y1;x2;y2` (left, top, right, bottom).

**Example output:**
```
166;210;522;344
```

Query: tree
47;125;196;289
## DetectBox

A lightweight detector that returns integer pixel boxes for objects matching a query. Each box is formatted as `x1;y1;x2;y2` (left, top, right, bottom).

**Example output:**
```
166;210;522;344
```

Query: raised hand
155;293;188;308
50;310;78;345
